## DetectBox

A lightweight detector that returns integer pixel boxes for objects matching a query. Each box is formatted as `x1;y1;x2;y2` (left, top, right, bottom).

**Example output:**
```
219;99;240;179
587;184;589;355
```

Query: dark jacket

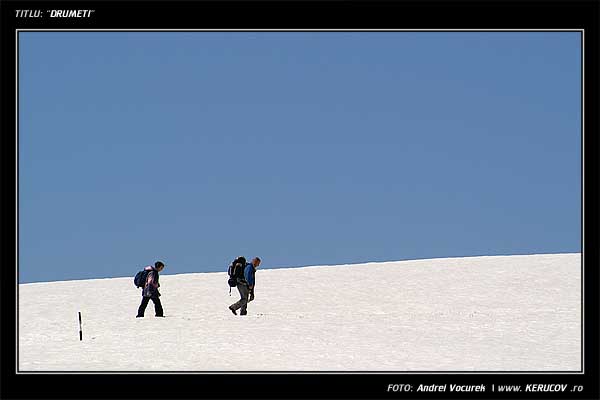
142;265;161;298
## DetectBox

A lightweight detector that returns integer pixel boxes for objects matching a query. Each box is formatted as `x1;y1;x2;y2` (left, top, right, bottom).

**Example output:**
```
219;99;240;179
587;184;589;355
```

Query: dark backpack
134;269;151;288
227;256;246;293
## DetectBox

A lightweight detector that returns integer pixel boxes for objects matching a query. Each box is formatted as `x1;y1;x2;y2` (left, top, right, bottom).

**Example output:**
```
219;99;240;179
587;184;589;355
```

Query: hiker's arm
245;266;255;287
146;271;153;287
147;271;158;288
248;268;255;299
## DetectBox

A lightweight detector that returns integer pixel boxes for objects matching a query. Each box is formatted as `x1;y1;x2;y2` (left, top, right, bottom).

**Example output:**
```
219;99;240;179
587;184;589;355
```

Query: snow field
18;253;581;371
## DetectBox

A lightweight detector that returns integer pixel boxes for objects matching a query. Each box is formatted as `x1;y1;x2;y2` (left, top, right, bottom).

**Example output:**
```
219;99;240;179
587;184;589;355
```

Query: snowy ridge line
18;252;580;286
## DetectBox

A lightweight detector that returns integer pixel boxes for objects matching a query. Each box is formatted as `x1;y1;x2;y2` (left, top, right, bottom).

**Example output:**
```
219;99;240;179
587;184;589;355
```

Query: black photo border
1;1;598;399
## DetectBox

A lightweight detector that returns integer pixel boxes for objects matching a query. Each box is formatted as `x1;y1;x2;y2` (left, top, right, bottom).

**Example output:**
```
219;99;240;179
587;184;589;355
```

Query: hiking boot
136;315;144;318
240;311;247;316
229;306;237;315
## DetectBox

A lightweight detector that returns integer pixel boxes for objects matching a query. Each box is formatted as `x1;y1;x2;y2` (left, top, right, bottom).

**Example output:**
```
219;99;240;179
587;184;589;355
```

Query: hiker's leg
229;295;240;310
239;284;250;314
231;283;249;311
240;283;249;308
151;296;164;317
137;296;150;317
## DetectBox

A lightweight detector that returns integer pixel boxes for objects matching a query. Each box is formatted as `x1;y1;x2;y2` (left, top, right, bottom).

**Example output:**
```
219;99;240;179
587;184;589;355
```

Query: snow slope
18;253;581;372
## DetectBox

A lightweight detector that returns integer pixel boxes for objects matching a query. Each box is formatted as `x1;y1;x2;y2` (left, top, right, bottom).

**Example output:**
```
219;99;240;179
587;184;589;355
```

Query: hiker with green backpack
228;257;261;316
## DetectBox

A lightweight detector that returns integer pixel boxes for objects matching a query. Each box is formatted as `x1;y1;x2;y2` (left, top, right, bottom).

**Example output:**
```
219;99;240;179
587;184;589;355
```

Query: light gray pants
230;283;250;314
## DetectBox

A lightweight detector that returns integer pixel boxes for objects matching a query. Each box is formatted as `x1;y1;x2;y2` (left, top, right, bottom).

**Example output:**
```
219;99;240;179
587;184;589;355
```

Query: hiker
136;261;165;318
229;257;261;316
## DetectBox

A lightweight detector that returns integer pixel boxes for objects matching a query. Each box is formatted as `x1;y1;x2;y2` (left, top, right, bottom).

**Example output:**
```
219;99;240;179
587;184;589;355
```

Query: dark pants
137;295;164;317
230;283;250;315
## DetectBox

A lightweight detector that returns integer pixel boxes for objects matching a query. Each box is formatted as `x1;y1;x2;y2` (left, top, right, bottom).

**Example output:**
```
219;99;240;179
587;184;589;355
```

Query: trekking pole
78;311;83;341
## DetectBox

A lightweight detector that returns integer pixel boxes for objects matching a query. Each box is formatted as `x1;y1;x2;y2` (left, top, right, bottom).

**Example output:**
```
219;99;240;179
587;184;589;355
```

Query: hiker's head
252;257;261;268
155;261;165;271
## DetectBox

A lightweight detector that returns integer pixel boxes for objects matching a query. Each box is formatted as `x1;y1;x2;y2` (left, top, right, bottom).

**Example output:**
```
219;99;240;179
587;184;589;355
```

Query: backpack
227;256;246;293
134;269;151;288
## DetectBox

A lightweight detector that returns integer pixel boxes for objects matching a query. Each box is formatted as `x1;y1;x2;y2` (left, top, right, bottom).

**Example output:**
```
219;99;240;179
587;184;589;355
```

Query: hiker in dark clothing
137;261;165;318
229;257;261;316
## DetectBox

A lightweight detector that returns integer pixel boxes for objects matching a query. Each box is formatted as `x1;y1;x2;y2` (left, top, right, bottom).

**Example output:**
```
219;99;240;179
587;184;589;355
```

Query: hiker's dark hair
254;257;261;263
155;261;165;268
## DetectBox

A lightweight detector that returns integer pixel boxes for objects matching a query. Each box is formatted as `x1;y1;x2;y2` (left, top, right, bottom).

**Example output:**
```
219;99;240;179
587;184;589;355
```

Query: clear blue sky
18;32;581;283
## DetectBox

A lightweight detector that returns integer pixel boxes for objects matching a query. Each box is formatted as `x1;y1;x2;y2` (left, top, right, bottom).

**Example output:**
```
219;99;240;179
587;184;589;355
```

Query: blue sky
18;32;581;283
